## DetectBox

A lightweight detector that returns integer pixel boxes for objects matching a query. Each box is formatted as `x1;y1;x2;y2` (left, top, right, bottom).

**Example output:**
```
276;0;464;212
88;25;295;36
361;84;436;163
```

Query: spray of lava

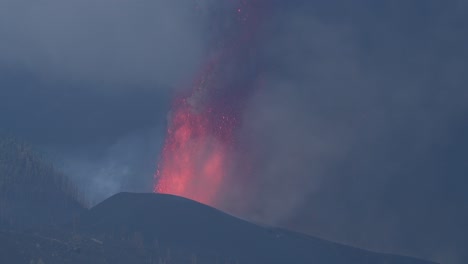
154;0;261;206
154;57;239;205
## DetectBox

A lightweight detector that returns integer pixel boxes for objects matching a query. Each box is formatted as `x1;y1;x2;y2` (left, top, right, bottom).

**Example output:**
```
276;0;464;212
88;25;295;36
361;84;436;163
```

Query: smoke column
154;0;262;207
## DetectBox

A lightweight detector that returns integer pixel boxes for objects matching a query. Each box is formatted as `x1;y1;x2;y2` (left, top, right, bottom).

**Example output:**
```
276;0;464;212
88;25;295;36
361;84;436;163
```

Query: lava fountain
154;0;262;206
154;87;238;205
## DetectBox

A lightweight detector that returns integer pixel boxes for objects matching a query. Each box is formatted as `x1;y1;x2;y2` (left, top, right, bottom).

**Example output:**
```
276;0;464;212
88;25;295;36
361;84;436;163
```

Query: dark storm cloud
0;0;211;144
231;1;467;264
0;0;204;86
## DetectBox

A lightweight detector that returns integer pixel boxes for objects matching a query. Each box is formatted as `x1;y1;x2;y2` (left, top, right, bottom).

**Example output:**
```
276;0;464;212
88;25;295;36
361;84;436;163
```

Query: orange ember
154;0;261;206
154;98;234;205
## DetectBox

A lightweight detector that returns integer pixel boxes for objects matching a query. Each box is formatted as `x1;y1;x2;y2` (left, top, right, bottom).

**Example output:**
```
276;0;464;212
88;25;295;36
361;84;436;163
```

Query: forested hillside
0;137;84;229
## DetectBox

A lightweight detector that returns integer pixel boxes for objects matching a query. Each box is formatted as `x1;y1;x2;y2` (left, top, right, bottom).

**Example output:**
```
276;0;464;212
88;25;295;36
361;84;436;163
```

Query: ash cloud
226;1;468;264
44;128;162;206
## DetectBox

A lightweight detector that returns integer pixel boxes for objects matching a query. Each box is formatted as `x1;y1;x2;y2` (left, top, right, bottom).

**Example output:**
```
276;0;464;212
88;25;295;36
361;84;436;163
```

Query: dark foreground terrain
0;192;437;264
0;139;437;263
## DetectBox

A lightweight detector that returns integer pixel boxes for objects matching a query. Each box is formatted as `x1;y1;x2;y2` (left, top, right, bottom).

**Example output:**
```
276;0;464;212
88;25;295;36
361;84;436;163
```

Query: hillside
0;137;85;229
75;192;437;264
0;190;438;263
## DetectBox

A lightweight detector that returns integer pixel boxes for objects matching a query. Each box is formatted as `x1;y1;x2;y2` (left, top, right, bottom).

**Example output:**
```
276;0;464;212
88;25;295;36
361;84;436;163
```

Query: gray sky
0;1;467;263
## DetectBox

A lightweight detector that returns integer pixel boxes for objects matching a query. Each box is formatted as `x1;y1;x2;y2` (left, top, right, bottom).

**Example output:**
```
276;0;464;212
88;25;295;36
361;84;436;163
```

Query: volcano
0;190;438;263
74;192;436;264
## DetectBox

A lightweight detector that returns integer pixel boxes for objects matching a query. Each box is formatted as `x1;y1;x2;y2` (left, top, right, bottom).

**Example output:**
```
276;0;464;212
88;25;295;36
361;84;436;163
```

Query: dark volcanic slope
77;192;436;264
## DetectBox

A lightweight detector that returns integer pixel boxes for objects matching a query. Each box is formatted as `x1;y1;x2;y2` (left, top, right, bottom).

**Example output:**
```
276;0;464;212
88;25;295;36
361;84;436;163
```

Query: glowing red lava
154;95;237;205
154;0;261;206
